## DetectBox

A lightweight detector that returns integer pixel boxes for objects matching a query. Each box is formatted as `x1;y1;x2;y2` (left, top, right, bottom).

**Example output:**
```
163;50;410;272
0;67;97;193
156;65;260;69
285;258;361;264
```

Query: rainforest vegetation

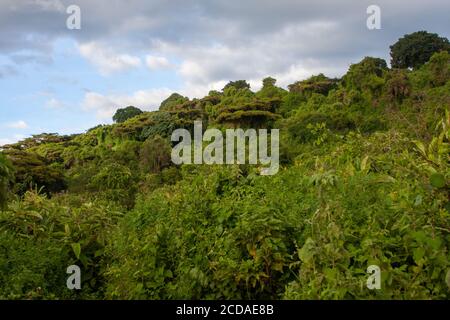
0;31;449;299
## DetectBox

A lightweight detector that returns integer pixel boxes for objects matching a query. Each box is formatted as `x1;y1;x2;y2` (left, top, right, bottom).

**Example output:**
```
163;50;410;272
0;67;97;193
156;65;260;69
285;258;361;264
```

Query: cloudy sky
0;0;449;145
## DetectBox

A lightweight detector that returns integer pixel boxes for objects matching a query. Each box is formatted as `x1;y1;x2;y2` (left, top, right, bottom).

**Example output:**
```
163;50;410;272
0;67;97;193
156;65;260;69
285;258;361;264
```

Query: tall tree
113;106;143;123
390;31;450;69
222;80;251;91
159;93;189;111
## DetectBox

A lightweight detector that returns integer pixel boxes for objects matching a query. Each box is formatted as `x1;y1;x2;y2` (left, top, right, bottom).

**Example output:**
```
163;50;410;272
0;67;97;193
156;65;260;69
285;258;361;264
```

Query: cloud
78;42;142;75
0;138;14;146
33;0;66;12
1;0;450;132
0;1;449;86
145;55;172;70
7;120;28;129
158;20;349;90
81;88;175;119
0;134;27;147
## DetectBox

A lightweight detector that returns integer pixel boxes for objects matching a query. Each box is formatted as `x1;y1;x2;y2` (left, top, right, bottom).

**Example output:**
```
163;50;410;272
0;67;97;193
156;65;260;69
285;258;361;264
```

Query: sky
0;0;449;145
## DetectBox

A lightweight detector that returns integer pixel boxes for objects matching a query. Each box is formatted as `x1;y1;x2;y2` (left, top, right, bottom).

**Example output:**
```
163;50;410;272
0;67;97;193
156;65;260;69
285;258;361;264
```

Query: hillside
0;48;449;299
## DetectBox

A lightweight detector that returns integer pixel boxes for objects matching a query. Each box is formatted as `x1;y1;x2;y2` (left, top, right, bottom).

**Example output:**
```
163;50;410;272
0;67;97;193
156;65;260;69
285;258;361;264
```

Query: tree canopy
113;106;143;123
159;93;189;111
223;80;251;91
390;31;450;69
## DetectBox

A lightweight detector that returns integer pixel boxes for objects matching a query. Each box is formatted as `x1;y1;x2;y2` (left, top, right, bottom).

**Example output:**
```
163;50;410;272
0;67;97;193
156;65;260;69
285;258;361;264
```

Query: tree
0;152;14;209
3;149;66;195
342;57;387;97
426;51;450;87
222;80;251;91
390;31;450;69
139;135;172;173
257;77;287;99
113;106;143;123
215;99;281;128
385;69;411;103
262;77;277;87
159;93;189;111
288;74;338;97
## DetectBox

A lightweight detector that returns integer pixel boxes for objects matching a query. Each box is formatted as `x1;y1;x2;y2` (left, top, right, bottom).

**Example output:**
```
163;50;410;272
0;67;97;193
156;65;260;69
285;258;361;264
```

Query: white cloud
145;55;172;70
0;138;14;146
0;134;26;147
82;88;175;119
152;20;346;89
78;42;142;75
7;120;28;129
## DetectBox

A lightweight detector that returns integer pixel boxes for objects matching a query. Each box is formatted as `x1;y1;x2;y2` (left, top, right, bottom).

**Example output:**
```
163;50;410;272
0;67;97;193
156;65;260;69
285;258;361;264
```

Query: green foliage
0;190;122;299
1;33;450;300
390;31;450;69
385;69;411;103
113;106;143;123
223;80;251;91
3;149;66;195
159;93;189;111
105;123;449;299
285;111;356;143
288;74;338;98
140;112;176;140
0;153;14;209
139;135;172;174
426;51;450;87
341;57;387;101
89;163;137;208
256;77;287;99
215;99;281;128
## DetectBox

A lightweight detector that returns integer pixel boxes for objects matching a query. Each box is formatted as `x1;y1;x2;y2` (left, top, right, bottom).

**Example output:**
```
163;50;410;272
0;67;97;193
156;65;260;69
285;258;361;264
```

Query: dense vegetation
0;33;449;300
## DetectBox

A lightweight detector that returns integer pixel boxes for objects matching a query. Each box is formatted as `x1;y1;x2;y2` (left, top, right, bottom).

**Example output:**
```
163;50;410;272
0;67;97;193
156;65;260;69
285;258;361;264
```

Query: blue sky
0;37;183;144
0;0;449;145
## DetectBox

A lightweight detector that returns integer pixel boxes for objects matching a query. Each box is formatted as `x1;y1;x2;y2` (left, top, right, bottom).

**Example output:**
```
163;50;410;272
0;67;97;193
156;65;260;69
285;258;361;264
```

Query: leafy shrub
4;149;66;196
0;191;122;299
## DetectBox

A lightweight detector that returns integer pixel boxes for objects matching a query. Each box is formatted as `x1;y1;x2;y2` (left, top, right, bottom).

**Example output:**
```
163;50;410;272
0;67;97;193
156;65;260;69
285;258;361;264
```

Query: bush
0;191;122;299
286;111;356;143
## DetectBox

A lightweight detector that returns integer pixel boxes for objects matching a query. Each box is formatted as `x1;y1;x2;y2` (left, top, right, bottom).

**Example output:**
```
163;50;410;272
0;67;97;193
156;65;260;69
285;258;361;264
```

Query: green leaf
64;224;70;235
298;238;315;263
414;140;427;156
430;173;445;188
413;247;425;265
71;243;81;260
28;211;43;220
